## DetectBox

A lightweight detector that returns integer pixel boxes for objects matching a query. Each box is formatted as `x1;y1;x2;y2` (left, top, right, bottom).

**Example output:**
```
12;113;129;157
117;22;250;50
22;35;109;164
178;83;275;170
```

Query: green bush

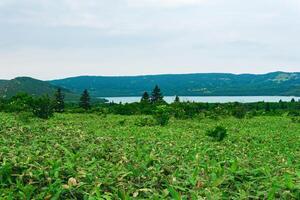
135;116;156;127
287;110;300;117
205;111;220;120
232;106;247;119
291;117;300;123
118;119;126;126
153;105;170;126
206;126;227;141
173;107;186;119
31;96;54;119
17;112;34;123
6;93;33;113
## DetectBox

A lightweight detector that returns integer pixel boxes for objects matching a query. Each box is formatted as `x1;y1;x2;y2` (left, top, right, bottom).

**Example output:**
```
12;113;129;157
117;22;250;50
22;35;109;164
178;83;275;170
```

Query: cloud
127;0;207;8
1;0;300;79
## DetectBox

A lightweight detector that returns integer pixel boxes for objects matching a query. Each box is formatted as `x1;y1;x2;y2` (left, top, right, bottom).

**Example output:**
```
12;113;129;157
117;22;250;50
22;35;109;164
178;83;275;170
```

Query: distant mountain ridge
50;72;300;97
1;72;299;99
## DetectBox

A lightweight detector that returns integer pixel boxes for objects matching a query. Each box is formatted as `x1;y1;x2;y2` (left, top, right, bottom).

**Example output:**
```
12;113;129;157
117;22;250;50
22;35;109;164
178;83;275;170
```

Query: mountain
50;72;300;97
0;77;79;101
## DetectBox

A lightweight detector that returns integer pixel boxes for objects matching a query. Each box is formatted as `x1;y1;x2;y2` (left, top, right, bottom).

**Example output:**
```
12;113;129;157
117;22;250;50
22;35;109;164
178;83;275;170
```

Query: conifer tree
151;85;164;103
141;91;150;103
79;89;91;110
54;88;65;113
174;95;180;103
265;102;271;112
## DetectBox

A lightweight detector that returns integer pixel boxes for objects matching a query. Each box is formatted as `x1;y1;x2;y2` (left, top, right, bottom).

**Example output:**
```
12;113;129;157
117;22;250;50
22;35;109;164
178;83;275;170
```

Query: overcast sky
1;0;300;80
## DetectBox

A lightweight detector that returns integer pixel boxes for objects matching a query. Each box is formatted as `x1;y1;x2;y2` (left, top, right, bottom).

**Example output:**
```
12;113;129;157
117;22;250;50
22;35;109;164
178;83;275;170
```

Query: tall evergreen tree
151;85;164;103
141;91;150;103
265;102;271;112
54;88;65;113
174;95;180;103
79;89;91;110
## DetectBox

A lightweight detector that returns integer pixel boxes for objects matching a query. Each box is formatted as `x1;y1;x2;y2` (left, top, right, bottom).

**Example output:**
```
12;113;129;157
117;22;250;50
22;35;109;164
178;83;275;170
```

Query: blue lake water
104;96;300;104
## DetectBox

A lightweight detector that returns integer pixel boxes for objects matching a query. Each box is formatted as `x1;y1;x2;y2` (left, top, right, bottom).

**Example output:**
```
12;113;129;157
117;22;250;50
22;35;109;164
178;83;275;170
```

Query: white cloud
1;0;300;79
127;0;206;7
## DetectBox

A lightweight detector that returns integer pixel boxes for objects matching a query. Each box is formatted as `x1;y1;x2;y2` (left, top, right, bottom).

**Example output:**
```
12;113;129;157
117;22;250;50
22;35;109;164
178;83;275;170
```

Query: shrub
232;106;247;119
287;110;300;117
153;105;170;126
206;126;227;141
118;119;126;126
6;93;33;113
206;111;220;120
291;117;300;123
17;112;34;123
173;107;186;119
135;116;156;127
31;96;54;119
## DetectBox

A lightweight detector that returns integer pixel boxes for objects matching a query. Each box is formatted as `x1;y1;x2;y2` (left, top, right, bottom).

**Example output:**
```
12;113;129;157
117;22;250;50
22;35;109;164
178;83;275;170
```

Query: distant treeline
0;85;300;121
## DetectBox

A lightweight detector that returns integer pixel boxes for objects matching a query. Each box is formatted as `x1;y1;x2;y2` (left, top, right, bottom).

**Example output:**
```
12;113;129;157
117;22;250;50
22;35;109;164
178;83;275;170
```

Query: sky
1;0;300;80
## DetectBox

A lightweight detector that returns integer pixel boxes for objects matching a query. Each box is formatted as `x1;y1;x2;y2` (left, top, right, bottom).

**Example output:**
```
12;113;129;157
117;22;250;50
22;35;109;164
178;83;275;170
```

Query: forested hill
0;77;79;101
50;72;300;97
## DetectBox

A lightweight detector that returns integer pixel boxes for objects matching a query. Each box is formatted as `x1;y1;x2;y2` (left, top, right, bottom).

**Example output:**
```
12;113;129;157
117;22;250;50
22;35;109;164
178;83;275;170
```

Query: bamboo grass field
1;112;300;199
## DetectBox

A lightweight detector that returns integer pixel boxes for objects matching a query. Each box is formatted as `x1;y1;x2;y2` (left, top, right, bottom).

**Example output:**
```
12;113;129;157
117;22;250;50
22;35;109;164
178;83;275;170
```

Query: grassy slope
0;114;299;199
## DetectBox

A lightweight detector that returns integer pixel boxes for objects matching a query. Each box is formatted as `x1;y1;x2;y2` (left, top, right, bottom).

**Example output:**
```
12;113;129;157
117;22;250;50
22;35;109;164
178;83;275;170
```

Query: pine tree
265;102;271;112
79;89;91;110
141;92;150;103
151;85;164;103
54;88;65;113
174;95;180;103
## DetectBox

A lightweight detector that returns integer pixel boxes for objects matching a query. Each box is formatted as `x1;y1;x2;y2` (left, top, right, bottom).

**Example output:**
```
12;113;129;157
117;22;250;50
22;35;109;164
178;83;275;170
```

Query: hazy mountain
50;72;300;97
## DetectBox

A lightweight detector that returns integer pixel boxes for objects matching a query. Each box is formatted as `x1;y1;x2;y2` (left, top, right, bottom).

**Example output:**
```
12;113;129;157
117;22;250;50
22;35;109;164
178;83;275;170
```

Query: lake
103;96;300;104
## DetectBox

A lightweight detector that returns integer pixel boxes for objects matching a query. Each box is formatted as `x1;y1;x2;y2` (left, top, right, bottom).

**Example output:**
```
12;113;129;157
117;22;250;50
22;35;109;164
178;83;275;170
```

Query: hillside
0;77;78;101
50;72;300;97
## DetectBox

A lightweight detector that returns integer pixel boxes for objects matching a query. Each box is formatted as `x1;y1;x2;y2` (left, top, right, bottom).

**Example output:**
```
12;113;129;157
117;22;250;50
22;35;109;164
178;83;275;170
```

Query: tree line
0;85;299;121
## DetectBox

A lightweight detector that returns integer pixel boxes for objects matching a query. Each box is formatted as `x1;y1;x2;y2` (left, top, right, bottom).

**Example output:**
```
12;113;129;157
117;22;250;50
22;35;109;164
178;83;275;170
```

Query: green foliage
54;88;65;113
287;110;300;117
79;89;91;110
174;95;180;103
153;105;170;126
0;113;300;199
171;103;200;119
151;85;164;103
173;107;186;119
206;126;227;141
291;117;300;123
6;93;33;112
288;110;300;123
140;91;150;103
31;95;54;119
17;112;34;123
265;102;271;112
134;116;156;127
232;105;247;119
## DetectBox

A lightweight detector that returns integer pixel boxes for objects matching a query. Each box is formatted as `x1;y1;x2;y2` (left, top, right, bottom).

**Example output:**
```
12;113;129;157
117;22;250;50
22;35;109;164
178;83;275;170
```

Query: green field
0;113;300;199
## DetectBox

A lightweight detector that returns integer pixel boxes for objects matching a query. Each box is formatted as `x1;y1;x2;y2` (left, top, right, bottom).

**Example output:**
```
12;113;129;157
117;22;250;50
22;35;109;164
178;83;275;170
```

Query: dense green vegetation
50;72;300;97
1;113;300;199
1;86;300;199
